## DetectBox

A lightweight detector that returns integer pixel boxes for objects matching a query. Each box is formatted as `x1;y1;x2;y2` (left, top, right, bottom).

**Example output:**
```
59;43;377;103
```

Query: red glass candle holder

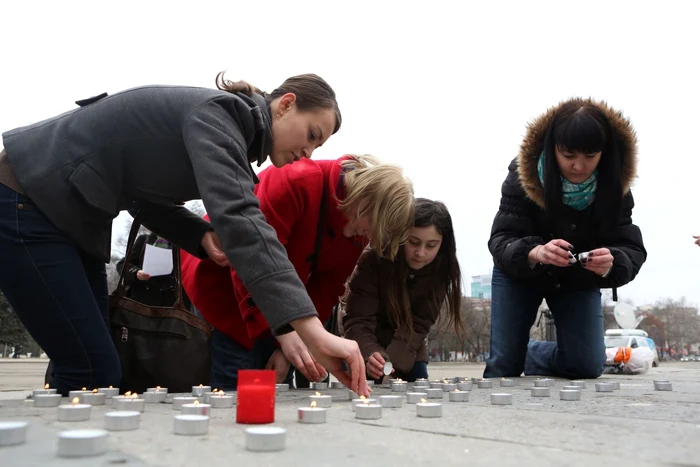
236;370;276;424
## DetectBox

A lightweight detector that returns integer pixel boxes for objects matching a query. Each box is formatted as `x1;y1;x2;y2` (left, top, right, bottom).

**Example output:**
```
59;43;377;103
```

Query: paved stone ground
1;359;699;466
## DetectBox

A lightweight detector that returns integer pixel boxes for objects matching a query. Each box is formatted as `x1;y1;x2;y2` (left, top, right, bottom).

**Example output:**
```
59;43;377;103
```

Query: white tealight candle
309;392;332;408
477;379;493;389
58;398;92;421
245;426;287;452
454;376;467;383
500;378;515;388
490;393;513;405
34;394;62;408
82;391;106;406
298;401;326;424
275;383;290;394
203;390;222;403
561;385;580;391
68;390;90;399
310;382;328;390
612;381;621;390
57;429;109;457
192;385;212;397
531;387;550;397
32;384;56;397
412;382;430;390
425;388;444;399
0;421;28;446
355;403;382;420
351;398;377;412
182;401;211;416
471;377;480;384
416;399;442;418
456;381;473;391
97;387;119;399
406;392;428;404
209;392;234;409
379;395;402;408
391;382;408;392
441;383;457;392
104;411;140;431
429;381;443;389
173;414;209;436
173;396;199;411
534;378;553;387
142;391;167;404
113;395;145;413
449;390;469;402
654;380;672;391
146;386;168;394
560;389;581;401
595;382;614;393
330;381;345;389
570;380;586;389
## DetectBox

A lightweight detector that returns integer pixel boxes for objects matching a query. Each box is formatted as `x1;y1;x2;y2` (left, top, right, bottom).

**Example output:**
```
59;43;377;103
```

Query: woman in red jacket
181;154;415;390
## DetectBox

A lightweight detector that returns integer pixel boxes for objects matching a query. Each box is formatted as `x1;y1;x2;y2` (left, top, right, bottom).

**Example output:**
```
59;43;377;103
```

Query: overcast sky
1;0;697;308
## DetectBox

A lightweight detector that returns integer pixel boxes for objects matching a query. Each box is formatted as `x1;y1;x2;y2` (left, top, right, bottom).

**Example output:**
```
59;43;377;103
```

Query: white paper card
141;244;173;277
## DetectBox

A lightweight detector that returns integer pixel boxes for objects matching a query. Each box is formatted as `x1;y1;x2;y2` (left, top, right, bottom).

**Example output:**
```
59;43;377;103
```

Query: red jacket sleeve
231;162;324;340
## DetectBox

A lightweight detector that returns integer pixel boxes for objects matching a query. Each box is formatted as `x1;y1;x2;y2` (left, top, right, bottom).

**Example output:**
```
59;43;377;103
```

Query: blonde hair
339;155;415;260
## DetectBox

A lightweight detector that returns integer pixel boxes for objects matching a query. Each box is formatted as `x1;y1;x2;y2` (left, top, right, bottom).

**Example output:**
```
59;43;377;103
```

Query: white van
604;329;659;367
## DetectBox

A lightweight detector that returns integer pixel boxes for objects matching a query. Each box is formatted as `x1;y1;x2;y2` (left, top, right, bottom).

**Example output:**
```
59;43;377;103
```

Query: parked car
604;329;660;367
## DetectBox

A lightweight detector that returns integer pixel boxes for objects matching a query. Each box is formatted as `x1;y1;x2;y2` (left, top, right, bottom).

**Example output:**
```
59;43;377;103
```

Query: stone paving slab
1;362;699;466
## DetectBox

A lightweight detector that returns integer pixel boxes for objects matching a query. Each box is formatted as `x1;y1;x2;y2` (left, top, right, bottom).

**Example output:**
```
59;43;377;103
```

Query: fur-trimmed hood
517;98;638;208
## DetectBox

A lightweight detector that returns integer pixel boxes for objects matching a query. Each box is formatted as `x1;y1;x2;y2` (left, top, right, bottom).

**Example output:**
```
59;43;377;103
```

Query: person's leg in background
0;184;121;395
484;268;544;378
405;361;429;382
525;288;606;379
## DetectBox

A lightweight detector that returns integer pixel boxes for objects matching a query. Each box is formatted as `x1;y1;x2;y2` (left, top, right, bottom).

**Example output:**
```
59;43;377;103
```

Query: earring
276;113;281;118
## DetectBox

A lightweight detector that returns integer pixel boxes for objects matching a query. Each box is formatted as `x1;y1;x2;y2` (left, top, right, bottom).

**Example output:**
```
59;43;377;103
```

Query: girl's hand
582;248;614;277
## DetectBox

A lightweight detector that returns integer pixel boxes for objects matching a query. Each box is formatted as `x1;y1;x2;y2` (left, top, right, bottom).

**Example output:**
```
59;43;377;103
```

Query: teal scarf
537;153;597;210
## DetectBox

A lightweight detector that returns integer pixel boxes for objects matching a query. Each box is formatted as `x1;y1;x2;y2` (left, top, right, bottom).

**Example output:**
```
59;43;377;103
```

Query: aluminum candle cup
330;381;345;389
351;398;377;412
209;394;234;408
182;402;211;416
113;397;145;413
490;393;512;405
143;391;167;404
245;426;286;452
560;389;581;401
531;387;550;397
533;378;553;387
562;385;581;391
595;382;615;393
192;385;212;397
173;396;199;410
429;382;443;389
203;391;222;403
654;380;672;391
441;383;457;392
146;387;168;394
416;401;442;418
570;380;587;389
0;421;28;446
310;382;328;390
58;401;92;421
309;394;332;408
425;388;444;399
412;382;430;390
456;381;473;391
57;429;109;457
471;377;480;384
454;376;467;382
173;414;209;435
32;386;57;397
612;381;621;390
449;390;469;402
391;382;408;392
379;395;403;408
34;394;62;407
406;392;428;404
298;405;326;424
355;403;382;420
68;390;90;400
104;411;140;431
477;380;493;389
98;387;119;399
275;384;290;394
81;393;106;406
500;378;515;387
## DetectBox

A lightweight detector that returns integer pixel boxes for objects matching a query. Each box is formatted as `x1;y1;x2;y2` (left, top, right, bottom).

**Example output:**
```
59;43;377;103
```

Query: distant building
470;274;492;299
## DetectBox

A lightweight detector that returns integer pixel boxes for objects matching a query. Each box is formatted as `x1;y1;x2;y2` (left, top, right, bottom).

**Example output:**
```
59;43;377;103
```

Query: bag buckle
121;326;128;343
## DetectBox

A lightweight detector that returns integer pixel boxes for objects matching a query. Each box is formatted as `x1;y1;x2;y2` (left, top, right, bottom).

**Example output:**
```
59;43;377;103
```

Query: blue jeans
484;267;606;379
0;183;121;395
207;326;294;391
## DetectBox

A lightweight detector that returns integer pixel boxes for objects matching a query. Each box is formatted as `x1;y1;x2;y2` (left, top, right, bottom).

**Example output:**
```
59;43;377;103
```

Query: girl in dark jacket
340;199;464;382
485;98;646;380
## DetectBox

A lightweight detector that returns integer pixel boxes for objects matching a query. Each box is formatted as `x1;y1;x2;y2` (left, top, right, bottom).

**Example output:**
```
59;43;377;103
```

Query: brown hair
215;72;342;134
338;155;415;261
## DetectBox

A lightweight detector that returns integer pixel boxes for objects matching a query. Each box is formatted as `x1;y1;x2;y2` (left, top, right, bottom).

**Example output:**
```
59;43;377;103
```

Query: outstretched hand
200;231;230;267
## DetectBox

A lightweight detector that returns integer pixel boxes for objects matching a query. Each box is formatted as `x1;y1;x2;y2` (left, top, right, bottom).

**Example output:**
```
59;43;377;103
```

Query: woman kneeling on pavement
485;98;647;380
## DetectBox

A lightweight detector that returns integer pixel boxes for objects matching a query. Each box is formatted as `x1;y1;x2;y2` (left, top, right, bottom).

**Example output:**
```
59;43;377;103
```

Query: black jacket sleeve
116;233;148;286
488;159;547;279
598;191;647;288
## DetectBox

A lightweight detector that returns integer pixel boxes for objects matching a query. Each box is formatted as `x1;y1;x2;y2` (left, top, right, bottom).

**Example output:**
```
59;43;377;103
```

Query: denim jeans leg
525;288;606;379
484;268;544;378
0;184;121;395
406;361;429;381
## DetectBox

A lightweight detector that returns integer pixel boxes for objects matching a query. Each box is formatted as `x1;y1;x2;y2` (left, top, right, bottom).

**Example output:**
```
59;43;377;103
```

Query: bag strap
115;211;188;312
307;176;329;273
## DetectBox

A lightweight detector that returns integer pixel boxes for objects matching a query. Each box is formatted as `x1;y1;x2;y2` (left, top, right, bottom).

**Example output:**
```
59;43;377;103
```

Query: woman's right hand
367;352;389;380
291;316;370;397
136;270;151;281
529;239;574;268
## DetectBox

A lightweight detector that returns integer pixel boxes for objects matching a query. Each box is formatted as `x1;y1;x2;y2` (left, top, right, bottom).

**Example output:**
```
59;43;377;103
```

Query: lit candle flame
359;395;366;400
72;397;79;405
156;386;161;391
81;387;87;391
213;389;219;393
420;398;428;403
92;389;98;393
131;393;138;399
363;399;370;405
315;392;321;396
44;383;49;390
125;391;132;397
194;400;200;405
199;384;203;387
310;401;317;408
455;389;460;392
219;391;225;397
109;386;113;389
